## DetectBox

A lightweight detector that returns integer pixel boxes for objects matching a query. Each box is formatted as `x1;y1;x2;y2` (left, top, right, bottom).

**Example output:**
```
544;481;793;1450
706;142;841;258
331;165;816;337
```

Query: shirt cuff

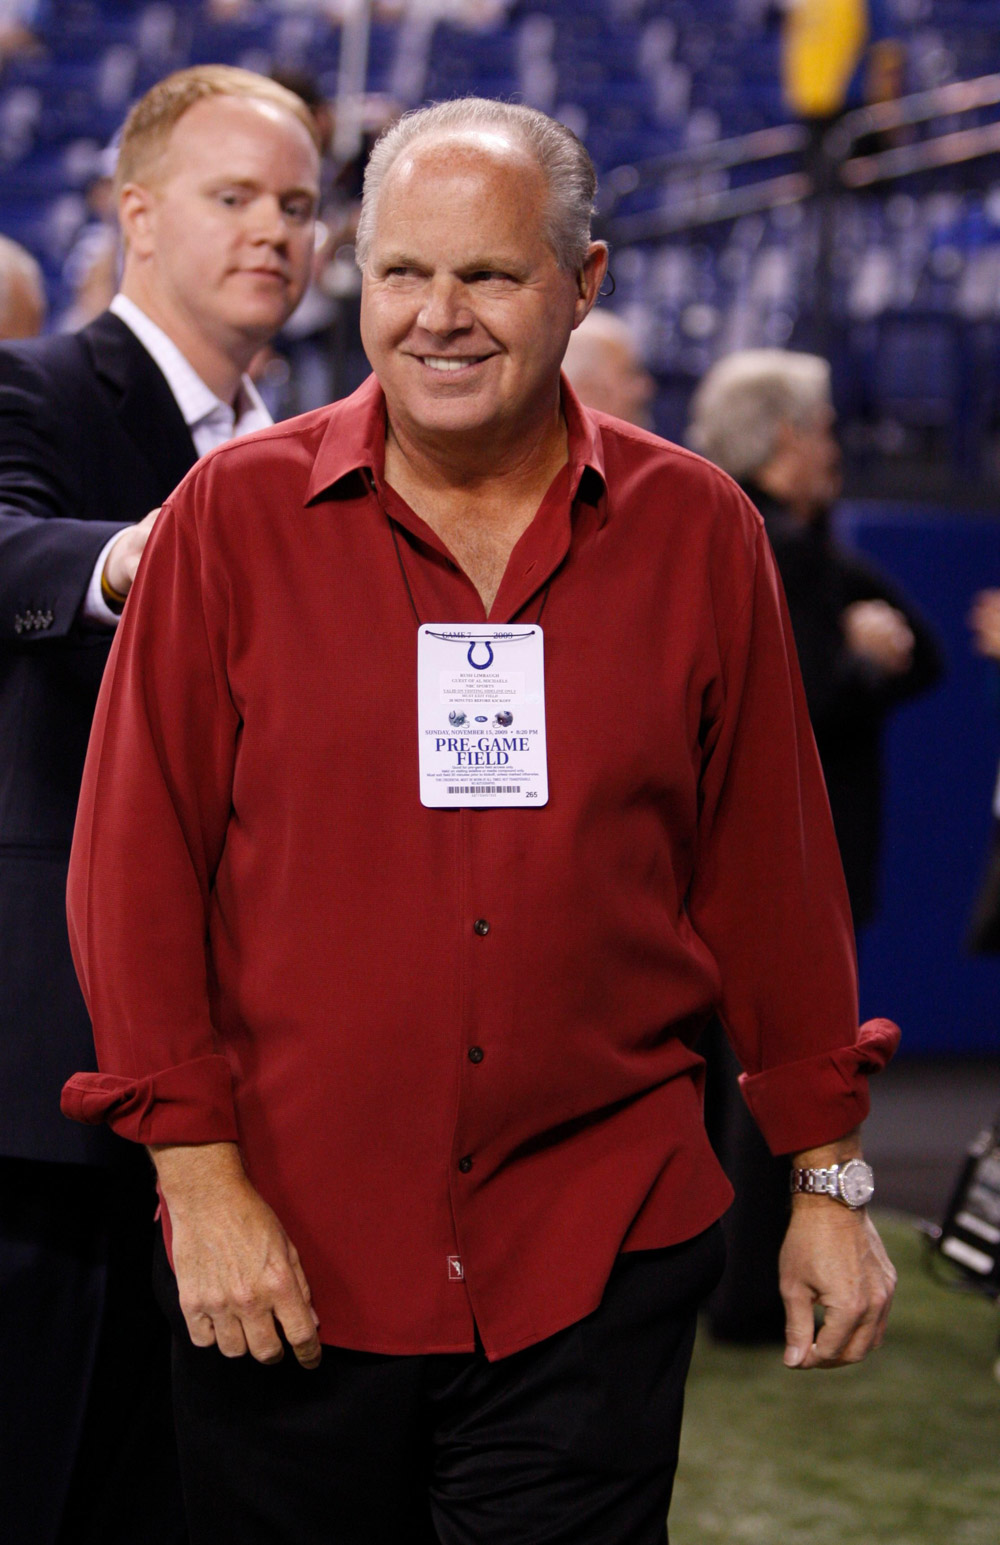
738;1017;901;1156
81;532;126;627
61;1056;239;1145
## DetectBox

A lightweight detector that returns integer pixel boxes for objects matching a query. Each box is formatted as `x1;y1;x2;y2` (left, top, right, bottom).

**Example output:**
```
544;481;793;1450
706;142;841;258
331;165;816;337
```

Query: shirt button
468;1046;484;1064
473;918;490;936
458;1156;473;1173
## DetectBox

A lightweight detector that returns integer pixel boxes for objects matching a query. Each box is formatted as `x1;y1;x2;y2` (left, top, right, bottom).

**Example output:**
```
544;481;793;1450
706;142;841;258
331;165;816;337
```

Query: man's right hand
103;506;161;598
842;598;914;676
149;1141;322;1369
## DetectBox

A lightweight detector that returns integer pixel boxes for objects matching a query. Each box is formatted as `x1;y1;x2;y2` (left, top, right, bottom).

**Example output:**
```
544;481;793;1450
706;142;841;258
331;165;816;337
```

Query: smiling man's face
360;132;603;454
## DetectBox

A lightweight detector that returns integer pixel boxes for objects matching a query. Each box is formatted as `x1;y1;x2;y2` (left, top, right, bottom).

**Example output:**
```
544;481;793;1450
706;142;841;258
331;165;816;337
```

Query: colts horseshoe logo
425;628;535;665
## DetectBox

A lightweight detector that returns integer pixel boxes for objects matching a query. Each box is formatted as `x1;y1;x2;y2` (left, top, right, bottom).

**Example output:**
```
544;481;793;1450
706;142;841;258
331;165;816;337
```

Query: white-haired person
64;106;898;1544
688;348;941;1345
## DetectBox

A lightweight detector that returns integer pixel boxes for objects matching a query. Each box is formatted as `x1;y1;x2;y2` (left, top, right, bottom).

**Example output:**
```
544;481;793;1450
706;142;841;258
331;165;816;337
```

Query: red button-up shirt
62;376;898;1359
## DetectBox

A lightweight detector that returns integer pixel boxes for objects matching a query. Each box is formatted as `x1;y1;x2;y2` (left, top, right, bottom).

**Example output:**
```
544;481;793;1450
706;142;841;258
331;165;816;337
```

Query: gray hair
686;349;832;481
355;97;597;272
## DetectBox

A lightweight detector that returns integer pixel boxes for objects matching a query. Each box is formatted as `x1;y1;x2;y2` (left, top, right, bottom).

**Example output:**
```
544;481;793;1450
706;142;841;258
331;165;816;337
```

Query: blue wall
836;501;1000;1056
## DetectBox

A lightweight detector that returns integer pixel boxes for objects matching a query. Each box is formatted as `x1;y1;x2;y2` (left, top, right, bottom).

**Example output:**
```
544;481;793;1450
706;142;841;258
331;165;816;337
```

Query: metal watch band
790;1165;839;1198
790;1159;875;1209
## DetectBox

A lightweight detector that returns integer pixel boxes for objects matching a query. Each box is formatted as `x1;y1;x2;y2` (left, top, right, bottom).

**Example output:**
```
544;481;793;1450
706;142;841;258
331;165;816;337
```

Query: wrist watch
789;1158;875;1209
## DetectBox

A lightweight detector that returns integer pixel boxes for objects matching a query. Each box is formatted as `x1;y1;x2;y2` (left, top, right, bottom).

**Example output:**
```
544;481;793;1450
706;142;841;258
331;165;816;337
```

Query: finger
239;1311;286;1366
805;1287;888;1367
286;1244;320;1324
286;1239;310;1298
869;1300;891;1352
212;1312;250;1360
183;1308;218;1350
273;1288;323;1369
782;1287;817;1369
805;1318;870;1367
865;1264;896;1354
284;1238;320;1318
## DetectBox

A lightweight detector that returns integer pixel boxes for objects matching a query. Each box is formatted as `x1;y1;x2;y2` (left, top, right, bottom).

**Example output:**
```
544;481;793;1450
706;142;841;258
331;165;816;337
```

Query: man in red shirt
63;98;897;1544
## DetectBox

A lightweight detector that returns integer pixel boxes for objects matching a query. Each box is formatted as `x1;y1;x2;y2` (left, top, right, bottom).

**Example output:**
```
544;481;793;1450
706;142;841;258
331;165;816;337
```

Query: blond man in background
0;64;318;1543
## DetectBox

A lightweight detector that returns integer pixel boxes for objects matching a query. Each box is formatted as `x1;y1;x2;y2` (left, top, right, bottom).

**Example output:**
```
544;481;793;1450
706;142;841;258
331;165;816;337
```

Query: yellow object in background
782;0;870;118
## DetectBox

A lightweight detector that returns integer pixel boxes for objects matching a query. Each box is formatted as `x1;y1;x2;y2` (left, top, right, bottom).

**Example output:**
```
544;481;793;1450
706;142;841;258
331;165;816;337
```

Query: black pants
0;1154;187;1545
155;1224;724;1545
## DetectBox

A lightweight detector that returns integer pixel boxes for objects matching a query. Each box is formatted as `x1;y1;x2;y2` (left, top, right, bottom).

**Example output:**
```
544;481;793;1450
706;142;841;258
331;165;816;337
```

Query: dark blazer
744;484;944;927
0;311;197;1163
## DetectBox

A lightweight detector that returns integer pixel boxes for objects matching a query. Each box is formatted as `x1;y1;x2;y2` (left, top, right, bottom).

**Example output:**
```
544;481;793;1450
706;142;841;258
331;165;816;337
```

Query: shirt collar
109;293;270;437
305;372;608;522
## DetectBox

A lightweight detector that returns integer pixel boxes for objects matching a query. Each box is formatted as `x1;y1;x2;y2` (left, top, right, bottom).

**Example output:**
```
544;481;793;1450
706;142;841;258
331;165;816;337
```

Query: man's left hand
779;1199;896;1370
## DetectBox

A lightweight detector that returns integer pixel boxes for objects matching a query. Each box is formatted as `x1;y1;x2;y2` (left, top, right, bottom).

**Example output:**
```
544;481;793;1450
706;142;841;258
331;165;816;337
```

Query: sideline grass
671;1211;1000;1545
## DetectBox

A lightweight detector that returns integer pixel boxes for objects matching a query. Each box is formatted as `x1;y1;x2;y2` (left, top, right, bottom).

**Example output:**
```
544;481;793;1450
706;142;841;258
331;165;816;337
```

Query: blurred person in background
853;38;916;159
561;306;655;429
0;231;46;338
0;0;41;63
967;587;1000;952
687;347;942;1344
58;155;121;332
688;347;943;928
0;64;318;1544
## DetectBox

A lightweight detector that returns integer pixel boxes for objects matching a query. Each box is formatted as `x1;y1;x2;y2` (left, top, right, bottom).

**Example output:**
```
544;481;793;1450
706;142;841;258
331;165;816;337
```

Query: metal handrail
606;173;811;243
825;72;1000;161
601;71;1000;245
597;123;808;212
841;120;1000;188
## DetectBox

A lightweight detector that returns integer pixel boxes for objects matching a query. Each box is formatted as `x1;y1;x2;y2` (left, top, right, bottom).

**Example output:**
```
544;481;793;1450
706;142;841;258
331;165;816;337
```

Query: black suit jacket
744;484;944;927
0;311;197;1163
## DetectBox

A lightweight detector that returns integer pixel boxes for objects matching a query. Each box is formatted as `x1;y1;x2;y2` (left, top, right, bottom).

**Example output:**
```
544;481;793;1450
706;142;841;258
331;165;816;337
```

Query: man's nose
417;277;471;336
249;196;292;248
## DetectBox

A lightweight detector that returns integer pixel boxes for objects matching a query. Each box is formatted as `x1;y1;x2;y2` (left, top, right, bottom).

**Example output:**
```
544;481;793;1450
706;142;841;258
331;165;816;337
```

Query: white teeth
422;356;477;371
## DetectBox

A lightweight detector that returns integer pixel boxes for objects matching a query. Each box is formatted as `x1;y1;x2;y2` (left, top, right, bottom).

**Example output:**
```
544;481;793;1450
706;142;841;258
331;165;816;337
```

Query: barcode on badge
446;785;522;795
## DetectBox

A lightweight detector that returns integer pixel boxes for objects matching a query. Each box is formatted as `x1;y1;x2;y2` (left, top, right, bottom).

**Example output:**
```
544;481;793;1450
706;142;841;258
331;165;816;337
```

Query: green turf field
671;1212;1000;1545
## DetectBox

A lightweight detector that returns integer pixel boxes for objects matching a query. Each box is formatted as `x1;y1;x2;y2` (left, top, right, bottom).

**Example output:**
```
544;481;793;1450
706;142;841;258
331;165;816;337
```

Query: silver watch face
838;1159;875;1208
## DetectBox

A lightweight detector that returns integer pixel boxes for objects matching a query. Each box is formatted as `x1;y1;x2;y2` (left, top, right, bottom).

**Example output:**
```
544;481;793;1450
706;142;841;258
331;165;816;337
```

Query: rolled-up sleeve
61;1056;238;1143
61;476;241;1146
739;1017;900;1154
688;506;899;1153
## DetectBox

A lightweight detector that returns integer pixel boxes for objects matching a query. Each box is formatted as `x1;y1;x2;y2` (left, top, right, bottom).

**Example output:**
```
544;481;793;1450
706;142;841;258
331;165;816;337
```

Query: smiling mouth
420;356;490;372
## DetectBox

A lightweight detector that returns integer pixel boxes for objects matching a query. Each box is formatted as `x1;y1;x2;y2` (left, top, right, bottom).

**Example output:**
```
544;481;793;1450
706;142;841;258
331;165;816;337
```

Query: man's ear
118;183;158;260
573;242;609;326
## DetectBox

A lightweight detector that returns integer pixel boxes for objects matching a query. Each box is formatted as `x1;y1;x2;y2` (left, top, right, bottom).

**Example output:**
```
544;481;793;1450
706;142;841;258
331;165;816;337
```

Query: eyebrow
204;176;318;198
377;250;530;274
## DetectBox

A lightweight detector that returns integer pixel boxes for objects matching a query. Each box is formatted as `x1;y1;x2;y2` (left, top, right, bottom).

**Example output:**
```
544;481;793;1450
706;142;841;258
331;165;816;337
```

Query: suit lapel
81;311;199;496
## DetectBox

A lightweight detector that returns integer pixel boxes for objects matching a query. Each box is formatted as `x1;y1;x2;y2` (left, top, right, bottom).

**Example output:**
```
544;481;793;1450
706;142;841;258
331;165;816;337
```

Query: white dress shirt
83;294;272;626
